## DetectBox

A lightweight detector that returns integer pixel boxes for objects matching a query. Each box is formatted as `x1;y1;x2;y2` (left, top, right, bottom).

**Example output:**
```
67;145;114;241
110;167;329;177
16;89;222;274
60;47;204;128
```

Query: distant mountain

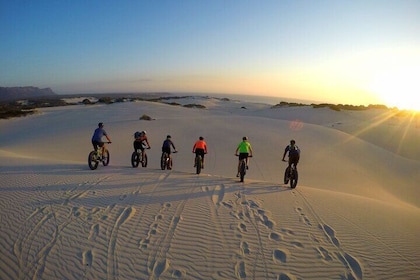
0;86;57;101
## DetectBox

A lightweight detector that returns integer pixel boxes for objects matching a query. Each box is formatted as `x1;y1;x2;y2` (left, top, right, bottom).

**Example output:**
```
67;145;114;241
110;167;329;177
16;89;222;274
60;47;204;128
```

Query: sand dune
1;96;419;279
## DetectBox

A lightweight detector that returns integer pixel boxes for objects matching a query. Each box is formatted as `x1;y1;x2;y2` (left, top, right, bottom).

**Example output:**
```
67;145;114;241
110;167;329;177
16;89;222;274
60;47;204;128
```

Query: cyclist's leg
92;141;98;151
140;146;145;161
242;153;249;169
100;142;105;156
200;150;205;167
133;141;141;153
194;151;198;166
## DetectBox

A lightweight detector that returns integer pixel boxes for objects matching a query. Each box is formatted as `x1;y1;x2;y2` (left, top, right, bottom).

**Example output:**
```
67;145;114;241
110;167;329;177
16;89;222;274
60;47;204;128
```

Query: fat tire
102;149;110;166
142;153;148;167
161;154;166;170
88;151;99;170
284;167;290;184
131;152;140;168
239;160;246;182
196;156;202;174
290;169;298;188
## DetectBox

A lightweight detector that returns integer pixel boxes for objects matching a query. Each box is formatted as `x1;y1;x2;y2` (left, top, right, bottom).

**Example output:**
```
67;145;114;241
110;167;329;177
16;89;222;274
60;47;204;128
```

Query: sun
369;68;419;112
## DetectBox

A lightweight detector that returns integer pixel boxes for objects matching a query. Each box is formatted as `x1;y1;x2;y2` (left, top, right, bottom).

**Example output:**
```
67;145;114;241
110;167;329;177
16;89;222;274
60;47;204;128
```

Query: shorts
289;154;300;165
162;147;171;154
238;153;249;161
133;140;145;151
195;148;205;158
92;140;104;150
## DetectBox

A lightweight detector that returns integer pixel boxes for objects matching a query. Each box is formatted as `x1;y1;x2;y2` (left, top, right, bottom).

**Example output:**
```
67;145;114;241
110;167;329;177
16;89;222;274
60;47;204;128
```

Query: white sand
1;96;419;279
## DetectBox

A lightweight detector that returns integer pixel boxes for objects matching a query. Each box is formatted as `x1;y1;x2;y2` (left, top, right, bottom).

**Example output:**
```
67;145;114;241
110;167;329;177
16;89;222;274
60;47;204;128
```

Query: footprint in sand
82;250;93;267
269;232;283;242
322;224;340;247
291;241;304;248
150;258;170;278
277;272;296;280
238;222;247;233
240;241;250;255
281;228;295;236
273;249;289;263
316;246;333;261
235;261;247;279
88;224;99;241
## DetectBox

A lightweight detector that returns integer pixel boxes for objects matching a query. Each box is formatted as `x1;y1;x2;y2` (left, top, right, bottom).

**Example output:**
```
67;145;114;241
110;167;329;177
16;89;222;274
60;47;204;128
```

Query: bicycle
283;160;298;188
161;151;177;170
88;142;111;170
131;147;150;168
236;154;252;182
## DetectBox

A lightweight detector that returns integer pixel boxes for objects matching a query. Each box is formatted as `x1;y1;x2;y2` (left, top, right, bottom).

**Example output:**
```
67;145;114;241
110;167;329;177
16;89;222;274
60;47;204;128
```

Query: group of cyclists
91;122;301;176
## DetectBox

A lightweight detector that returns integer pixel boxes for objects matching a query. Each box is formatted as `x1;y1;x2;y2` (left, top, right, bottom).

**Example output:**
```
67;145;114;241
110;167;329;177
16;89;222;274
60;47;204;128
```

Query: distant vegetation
0;90;409;120
0;98;67;119
139;114;153;120
272;101;389;111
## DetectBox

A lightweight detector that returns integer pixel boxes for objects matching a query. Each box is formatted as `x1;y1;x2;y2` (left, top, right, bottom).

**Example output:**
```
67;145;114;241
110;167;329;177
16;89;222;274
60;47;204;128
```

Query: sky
1;0;419;110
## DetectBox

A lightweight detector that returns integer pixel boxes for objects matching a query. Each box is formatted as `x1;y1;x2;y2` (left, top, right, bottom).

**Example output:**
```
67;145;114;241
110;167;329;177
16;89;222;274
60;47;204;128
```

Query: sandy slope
0;97;419;279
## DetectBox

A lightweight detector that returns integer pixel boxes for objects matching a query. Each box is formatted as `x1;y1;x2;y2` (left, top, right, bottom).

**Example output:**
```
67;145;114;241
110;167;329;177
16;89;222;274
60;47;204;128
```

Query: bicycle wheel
284;167;290;184
195;155;202;174
290;168;298;188
131;151;140;168
239;160;246;182
168;157;172;170
88;151;99;170
142;153;148;167
102;149;110;166
161;154;166;170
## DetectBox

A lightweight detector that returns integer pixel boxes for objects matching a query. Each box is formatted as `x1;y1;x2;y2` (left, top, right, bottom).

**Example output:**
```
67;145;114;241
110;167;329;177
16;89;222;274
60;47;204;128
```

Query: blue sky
1;0;419;109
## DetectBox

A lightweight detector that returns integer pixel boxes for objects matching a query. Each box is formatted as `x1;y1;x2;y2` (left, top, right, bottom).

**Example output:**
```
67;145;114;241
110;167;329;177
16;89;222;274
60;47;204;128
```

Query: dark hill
0;86;57;101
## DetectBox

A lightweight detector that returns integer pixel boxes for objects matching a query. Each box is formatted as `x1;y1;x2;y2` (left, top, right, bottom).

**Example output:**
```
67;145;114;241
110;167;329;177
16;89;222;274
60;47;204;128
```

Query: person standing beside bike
162;135;177;167
235;136;253;177
282;139;300;168
91;122;112;158
193;136;207;168
134;130;151;162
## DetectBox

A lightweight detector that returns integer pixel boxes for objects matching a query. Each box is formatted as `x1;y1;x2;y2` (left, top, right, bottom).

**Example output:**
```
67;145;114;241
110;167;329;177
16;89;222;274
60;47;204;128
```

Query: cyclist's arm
106;135;111;143
145;138;151;148
282;147;288;160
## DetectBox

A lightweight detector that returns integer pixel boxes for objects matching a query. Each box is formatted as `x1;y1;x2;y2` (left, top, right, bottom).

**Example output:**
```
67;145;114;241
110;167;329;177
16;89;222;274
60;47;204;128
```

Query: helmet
242;136;248;141
142;130;146;135
199;136;204;140
98;122;104;127
290;139;296;144
167;135;171;138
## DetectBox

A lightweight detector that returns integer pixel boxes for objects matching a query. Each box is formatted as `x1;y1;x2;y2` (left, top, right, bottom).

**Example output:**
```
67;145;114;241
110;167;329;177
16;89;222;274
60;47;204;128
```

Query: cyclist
282;139;300;169
162;135;177;169
235;136;253;177
91;122;112;158
133;131;151;163
192;136;208;168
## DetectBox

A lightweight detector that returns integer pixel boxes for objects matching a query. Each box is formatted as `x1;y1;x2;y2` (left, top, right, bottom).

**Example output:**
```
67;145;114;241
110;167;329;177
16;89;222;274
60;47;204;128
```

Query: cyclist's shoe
194;164;196;167
246;165;249;170
236;173;240;177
